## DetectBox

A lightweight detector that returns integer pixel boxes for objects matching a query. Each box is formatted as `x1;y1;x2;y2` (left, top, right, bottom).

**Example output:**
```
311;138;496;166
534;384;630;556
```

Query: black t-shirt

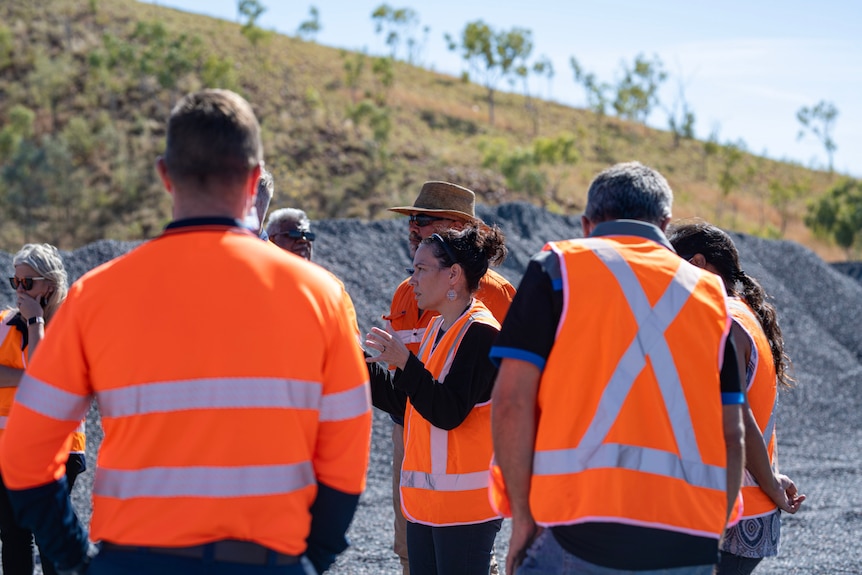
490;229;743;570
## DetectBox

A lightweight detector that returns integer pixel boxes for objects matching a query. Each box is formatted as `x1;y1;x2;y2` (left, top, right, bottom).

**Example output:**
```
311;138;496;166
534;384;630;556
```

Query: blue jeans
516;529;715;575
406;519;502;575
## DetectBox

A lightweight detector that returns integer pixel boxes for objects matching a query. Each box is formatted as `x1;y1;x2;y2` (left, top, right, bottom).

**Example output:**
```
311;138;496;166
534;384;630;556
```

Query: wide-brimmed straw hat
388;181;476;221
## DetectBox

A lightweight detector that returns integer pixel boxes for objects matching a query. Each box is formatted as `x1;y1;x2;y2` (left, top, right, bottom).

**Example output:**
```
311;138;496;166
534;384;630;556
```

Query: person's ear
658;216;672;232
580;215;594;237
246;164;262;203
688;253;708;269
156;157;173;197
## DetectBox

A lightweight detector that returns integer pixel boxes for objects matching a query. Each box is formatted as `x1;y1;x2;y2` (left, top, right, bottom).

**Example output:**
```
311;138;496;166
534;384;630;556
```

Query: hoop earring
447;289;456;301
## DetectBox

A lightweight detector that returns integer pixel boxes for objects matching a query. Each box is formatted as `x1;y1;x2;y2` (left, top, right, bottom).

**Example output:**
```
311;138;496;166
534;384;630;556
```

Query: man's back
2;222;371;555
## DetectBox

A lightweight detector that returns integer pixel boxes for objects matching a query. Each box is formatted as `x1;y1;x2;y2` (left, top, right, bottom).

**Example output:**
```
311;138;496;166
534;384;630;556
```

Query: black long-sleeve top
367;322;499;431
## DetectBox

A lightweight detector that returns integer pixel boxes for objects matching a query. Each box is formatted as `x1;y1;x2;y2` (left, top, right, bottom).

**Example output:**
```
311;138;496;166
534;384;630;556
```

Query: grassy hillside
0;0;847;259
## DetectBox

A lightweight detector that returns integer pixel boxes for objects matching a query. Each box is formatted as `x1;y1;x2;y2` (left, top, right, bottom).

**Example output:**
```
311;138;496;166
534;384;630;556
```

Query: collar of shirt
589;219;675;253
164;217;244;231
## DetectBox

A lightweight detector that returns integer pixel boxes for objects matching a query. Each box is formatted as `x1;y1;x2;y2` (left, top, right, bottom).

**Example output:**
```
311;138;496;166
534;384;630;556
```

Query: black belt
101;541;300;566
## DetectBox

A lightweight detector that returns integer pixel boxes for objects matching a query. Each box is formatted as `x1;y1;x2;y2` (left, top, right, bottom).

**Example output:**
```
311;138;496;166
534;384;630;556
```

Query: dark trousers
406;519;502;575
717;553;763;575
90;548;314;575
0;453;86;575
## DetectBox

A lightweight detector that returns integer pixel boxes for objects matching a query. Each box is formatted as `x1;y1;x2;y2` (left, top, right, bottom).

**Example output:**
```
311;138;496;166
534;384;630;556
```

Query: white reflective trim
319;383;371;421
579;240;701;462
401;469;489;492
533;443;726;491
94;462;315;500
14;374;91;423
0;415;6;429
541;239;727;491
394;328;426;346
430;426;448;475
98;378;323;418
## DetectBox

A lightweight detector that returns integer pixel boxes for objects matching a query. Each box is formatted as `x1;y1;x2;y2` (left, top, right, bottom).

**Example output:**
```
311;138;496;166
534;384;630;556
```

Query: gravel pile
1;202;859;573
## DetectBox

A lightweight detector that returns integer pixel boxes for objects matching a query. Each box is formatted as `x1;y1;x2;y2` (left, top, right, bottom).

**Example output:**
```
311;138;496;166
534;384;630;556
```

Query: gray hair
255;168;274;223
12;243;68;321
584;162;673;226
265;208;311;234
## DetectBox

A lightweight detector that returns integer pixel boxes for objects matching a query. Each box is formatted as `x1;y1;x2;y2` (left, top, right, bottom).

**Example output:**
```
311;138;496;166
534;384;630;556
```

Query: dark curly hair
422;224;507;293
668;220;793;388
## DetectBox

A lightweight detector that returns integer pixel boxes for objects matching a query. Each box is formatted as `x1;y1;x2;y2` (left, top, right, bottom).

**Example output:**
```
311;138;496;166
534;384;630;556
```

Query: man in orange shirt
0;90;372;575
384;181;515;574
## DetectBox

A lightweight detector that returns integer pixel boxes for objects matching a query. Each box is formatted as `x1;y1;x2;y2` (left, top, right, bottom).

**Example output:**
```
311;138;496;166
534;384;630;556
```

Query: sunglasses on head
9;277;46;290
272;230;315;242
408;214;448;227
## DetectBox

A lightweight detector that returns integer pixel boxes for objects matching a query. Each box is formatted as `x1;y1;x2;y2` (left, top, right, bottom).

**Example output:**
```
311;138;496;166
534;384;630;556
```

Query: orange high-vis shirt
0;224;372;556
386;268;514;356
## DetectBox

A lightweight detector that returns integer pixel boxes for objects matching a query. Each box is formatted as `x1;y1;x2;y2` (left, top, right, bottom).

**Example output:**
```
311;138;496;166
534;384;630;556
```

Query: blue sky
144;0;861;176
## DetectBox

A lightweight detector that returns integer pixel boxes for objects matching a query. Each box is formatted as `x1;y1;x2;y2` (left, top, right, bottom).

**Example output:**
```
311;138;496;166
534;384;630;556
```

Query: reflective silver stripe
14;374;91;423
416;317;440;361
430;426;448;475
400;469;489;492
98;378;323;418
416;303;488;491
94;461;315;500
320;383;371;421
0;415;6;429
536;239;724;490
534;443;726;490
394;328;426;346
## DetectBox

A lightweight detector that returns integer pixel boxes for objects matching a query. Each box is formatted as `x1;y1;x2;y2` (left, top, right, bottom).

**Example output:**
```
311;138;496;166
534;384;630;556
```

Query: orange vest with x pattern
511;236;731;538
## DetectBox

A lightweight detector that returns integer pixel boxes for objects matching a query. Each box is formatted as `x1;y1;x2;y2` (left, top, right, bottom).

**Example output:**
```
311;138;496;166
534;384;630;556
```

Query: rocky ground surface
1;202;860;574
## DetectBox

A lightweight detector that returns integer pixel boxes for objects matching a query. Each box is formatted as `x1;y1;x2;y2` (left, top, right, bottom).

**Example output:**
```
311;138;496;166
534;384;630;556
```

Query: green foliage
612;53;666;125
0;24;12;71
201;55;238;90
0;105;35;161
480;133;579;201
371;4;422;63
342;50;366;104
445;20;533;125
666;80;696;147
297;6;321;41
797;100;838;172
570;56;612;155
768;176;809;236
238;0;270;49
805;178;862;257
132;22;202;89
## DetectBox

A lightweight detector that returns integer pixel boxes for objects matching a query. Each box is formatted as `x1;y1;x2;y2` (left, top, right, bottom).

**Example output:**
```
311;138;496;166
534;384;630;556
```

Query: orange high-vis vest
0;310;85;454
490;236;732;539
0;310;27;436
0;225;371;556
400;300;501;526
386;268;514;356
729;298;779;519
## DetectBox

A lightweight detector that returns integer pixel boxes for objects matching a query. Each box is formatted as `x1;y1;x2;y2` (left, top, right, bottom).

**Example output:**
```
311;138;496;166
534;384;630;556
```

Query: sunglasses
272;230;315;242
408;214;448;227
9;276;46;290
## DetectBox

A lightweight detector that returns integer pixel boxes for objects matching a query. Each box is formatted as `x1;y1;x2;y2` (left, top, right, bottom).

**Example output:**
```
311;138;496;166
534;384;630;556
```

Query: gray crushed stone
0;202;860;574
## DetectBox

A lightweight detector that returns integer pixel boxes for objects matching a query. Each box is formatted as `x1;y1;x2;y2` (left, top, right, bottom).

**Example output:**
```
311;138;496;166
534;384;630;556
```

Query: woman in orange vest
669;221;805;575
366;225;507;575
0;243;86;575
